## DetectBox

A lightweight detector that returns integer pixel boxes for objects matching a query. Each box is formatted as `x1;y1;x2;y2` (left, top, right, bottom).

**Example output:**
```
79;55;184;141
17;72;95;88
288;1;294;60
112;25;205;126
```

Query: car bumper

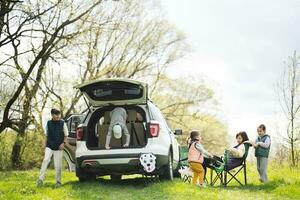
76;153;169;176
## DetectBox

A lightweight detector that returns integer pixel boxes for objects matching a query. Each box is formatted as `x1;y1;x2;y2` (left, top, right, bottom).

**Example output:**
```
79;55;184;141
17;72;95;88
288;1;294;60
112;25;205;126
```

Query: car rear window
85;81;144;101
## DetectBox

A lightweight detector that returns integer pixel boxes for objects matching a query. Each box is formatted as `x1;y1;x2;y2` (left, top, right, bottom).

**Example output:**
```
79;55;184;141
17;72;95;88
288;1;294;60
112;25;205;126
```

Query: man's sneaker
55;182;62;188
36;179;43;187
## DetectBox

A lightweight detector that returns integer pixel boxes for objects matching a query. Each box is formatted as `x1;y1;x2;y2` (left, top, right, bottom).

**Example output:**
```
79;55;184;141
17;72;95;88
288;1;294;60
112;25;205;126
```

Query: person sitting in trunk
105;107;130;149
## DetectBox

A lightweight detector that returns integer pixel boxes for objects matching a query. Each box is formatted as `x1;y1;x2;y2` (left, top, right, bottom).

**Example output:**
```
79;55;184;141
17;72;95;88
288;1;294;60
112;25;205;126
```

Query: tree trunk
11;131;25;169
10;111;28;168
291;139;295;166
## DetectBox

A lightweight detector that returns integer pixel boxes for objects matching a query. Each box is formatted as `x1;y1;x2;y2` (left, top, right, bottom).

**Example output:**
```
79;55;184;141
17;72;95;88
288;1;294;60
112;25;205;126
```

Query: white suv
64;79;182;181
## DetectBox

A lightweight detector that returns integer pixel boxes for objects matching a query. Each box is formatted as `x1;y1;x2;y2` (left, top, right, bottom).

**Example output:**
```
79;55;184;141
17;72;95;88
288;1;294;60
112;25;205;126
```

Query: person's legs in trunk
120;123;130;147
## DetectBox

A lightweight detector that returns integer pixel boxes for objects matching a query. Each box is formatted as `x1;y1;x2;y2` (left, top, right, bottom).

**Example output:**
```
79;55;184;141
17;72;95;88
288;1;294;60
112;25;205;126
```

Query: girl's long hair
236;131;249;143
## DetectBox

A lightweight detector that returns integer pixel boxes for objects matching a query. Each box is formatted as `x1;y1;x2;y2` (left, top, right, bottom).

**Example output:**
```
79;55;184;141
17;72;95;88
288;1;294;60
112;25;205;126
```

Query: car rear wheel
76;167;96;182
173;147;182;178
78;174;96;182
159;152;173;181
110;174;122;181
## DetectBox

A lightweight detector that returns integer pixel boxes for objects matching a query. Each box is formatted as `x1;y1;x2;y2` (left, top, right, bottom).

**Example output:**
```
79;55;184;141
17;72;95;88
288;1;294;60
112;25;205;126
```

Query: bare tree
0;0;105;168
150;75;215;127
0;0;186;168
150;75;228;153
38;0;187;119
277;50;300;167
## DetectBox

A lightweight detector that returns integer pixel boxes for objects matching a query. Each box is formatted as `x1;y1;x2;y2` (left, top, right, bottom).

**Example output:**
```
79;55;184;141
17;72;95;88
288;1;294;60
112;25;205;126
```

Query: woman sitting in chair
212;131;251;172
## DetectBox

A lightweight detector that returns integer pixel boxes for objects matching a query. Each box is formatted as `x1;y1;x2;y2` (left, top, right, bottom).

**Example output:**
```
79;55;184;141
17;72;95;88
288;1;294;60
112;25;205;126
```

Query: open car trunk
86;106;148;149
75;79;148;107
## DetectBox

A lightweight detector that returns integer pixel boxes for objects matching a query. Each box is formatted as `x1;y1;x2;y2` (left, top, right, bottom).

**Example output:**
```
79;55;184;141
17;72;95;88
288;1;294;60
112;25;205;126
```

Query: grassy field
0;163;299;200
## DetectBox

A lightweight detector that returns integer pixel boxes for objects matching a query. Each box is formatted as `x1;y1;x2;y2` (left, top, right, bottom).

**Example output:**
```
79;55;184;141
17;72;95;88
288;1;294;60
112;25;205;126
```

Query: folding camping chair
208;142;251;186
223;143;251;186
207;157;225;186
178;158;193;183
178;146;192;183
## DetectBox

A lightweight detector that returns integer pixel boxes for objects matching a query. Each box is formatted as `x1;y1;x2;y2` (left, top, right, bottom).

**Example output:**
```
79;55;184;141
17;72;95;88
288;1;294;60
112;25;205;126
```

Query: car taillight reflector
150;123;160;137
76;127;84;140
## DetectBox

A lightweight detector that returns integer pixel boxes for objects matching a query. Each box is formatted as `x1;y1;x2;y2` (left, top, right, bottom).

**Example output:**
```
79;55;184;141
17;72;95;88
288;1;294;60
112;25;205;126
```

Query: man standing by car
37;108;68;188
105;107;130;149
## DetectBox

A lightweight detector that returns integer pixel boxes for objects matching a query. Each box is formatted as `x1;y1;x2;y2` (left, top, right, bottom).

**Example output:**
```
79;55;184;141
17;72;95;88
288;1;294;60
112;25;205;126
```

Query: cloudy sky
161;0;300;141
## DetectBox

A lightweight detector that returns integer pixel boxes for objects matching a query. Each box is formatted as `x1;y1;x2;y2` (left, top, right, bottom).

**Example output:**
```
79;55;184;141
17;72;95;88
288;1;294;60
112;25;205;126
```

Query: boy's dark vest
46;120;65;150
255;135;270;158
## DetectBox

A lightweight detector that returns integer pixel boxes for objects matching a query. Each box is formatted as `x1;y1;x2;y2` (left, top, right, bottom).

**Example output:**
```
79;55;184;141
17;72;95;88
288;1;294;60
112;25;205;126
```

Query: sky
161;0;300;142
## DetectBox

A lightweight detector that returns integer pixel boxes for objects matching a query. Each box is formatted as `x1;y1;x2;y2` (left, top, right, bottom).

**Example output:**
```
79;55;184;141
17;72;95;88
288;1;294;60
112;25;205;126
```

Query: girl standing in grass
187;130;213;187
253;124;271;183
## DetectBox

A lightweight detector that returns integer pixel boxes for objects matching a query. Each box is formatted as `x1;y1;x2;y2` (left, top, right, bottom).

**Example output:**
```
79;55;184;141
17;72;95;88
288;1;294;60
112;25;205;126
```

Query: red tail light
150;122;160;137
76;127;84;140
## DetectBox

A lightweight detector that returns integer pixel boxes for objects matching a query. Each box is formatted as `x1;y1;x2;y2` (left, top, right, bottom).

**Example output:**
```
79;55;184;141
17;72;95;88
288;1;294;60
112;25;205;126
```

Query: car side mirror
174;129;183;135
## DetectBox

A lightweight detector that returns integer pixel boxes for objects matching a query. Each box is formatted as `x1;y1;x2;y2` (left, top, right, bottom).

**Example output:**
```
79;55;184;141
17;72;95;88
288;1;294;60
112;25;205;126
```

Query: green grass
0;164;299;200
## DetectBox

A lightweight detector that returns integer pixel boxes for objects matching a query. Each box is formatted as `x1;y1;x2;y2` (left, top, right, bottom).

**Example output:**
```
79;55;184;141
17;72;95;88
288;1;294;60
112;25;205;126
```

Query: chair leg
183;175;189;183
221;171;223;186
227;170;243;186
223;164;248;187
204;175;209;184
224;171;227;187
244;164;247;185
217;171;222;186
210;168;213;186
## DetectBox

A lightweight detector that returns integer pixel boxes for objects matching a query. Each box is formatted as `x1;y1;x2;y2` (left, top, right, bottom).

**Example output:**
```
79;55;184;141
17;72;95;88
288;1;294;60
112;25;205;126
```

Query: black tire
159;152;174;181
110;174;122;181
78;177;88;182
173;147;181;178
78;175;96;182
76;167;96;182
173;168;181;178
